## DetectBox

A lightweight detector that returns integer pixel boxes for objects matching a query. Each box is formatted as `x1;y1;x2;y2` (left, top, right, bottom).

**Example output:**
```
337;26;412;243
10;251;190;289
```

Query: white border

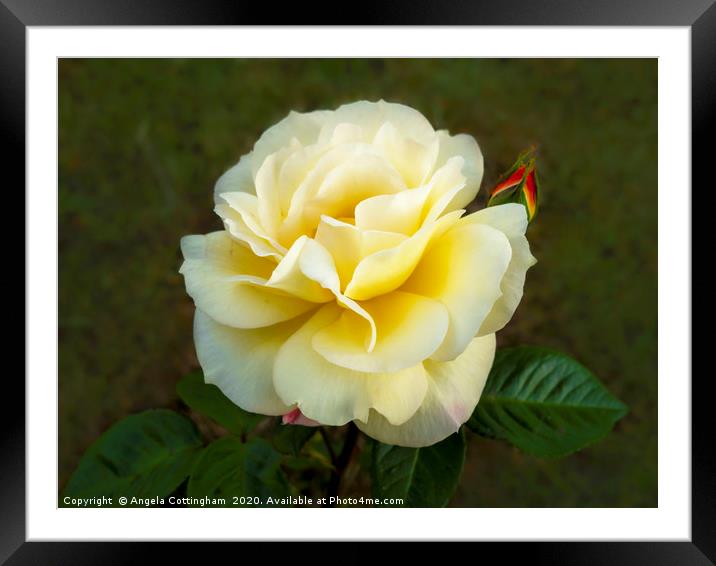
27;27;691;541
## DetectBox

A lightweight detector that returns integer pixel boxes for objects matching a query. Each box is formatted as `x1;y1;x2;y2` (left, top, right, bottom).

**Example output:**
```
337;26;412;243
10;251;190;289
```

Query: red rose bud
487;147;540;222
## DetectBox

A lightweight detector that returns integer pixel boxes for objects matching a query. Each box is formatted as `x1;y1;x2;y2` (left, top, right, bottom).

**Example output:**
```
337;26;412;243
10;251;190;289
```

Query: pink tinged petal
282;408;321;427
356;333;496;447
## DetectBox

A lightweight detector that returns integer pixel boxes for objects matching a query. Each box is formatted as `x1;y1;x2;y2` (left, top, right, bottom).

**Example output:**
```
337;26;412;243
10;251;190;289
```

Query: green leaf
177;371;263;436
62;409;202;503
272;424;317;456
281;455;330;472
467;346;628;457
371;431;466;507
187;437;290;506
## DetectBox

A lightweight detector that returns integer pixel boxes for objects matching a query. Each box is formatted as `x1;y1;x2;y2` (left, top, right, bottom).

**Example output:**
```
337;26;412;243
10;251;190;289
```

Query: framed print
8;0;709;562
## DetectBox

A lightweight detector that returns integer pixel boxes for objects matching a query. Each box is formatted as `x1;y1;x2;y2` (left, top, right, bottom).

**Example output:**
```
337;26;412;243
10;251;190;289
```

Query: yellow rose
180;100;536;447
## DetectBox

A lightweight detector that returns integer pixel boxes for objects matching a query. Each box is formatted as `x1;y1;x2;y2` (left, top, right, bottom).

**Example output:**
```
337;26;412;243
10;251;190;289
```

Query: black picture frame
6;0;708;562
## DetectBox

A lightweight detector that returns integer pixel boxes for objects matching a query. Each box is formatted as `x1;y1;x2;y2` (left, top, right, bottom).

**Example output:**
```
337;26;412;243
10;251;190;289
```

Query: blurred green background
59;58;657;507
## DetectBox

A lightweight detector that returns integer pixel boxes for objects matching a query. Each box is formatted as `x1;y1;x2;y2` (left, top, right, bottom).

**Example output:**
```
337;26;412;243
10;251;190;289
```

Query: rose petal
310;152;406;220
215;202;285;261
264;235;378;349
354;186;432;236
250;109;331;177
273;304;429;426
431;130;484;208
317;100;437;145
265;236;336;303
314;215;407;287
459;203;538;335
344;210;463;301
213;153;256;202
212;109;331;204
402;222;512;361
217;192;287;254
194;309;311;416
180;232;315;328
278;144;404;245
372;121;440;187
422;156;470;222
312;291;449;373
356;333;496;447
254;146;298;238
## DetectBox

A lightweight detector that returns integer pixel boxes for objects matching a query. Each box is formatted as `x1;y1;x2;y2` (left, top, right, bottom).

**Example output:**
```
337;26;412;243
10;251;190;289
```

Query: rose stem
325;423;359;507
319;427;337;463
